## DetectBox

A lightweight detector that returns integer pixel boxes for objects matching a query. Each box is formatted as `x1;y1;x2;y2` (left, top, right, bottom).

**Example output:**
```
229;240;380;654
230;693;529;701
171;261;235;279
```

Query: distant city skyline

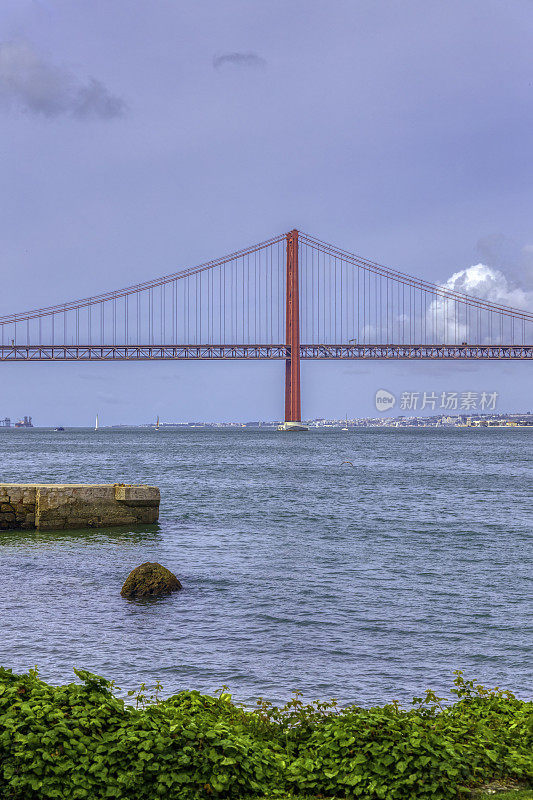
1;408;532;429
0;358;532;427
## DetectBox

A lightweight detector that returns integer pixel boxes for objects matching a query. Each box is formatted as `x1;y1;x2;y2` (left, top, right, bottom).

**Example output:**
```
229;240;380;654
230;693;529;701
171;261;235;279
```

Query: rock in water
121;562;182;598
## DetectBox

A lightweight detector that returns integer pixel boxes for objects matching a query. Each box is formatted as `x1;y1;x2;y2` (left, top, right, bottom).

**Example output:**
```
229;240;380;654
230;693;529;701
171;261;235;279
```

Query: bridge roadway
1;344;532;361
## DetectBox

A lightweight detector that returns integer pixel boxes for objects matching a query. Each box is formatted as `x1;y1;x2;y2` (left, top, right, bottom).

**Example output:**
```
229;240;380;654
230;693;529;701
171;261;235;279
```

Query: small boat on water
95;414;99;432
54;426;65;432
342;413;349;431
154;415;160;431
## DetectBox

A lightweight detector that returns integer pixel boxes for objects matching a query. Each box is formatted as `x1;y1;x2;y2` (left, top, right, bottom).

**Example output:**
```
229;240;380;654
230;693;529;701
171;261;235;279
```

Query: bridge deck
1;344;532;361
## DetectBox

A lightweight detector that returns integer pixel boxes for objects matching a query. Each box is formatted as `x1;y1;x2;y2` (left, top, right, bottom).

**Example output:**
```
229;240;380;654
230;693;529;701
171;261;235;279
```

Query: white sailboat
94;414;99;432
342;413;349;431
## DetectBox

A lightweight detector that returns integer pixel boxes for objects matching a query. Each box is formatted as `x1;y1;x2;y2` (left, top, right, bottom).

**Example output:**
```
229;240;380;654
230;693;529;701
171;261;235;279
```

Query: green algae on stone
120;562;182;598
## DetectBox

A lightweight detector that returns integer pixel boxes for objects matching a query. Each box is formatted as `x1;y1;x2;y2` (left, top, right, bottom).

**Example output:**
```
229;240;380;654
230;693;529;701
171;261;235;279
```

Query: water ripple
0;427;531;705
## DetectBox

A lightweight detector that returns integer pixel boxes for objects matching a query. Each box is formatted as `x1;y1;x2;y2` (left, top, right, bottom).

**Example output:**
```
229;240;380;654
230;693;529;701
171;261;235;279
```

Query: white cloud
427;264;533;343
441;264;533;310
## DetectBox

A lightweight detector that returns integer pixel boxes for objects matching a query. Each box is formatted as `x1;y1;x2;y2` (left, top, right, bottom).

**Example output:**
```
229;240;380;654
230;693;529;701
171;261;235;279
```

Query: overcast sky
0;0;532;425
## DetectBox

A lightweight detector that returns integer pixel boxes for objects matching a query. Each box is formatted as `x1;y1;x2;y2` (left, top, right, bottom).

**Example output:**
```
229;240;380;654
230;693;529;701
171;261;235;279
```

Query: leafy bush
285;676;532;798
0;668;530;799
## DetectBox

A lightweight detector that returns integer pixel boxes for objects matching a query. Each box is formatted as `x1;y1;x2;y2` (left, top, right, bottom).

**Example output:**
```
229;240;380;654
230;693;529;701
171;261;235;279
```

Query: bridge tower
280;229;307;431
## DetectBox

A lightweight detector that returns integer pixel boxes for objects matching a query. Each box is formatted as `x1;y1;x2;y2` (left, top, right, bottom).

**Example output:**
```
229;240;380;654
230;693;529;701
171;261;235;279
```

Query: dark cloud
73;77;125;120
213;52;266;70
476;234;533;290
0;40;125;120
476;234;520;271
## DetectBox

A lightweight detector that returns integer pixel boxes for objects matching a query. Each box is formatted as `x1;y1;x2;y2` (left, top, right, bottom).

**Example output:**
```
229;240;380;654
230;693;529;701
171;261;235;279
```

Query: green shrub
0;667;530;799
286;704;466;798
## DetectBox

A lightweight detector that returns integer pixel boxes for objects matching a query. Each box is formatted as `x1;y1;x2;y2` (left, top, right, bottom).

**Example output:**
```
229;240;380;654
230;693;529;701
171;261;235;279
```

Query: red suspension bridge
1;229;532;427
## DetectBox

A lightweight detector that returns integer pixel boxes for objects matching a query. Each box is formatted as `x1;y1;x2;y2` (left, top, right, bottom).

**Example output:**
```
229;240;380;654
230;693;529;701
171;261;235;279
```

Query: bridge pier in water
279;229;308;431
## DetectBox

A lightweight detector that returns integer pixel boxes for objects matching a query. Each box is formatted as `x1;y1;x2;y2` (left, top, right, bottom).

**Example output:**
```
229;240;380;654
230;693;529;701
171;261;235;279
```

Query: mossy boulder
121;562;182;598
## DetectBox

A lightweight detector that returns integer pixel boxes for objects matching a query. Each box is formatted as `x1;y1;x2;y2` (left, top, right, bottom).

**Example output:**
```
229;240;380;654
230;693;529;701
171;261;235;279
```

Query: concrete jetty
0;484;160;531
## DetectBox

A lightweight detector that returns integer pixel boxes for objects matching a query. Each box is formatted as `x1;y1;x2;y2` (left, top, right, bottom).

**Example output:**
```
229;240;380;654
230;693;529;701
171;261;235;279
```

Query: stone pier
0;484;160;531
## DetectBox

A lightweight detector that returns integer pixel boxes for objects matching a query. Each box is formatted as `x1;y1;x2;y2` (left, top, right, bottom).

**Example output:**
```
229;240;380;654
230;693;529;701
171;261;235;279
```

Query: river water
0;427;531;706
